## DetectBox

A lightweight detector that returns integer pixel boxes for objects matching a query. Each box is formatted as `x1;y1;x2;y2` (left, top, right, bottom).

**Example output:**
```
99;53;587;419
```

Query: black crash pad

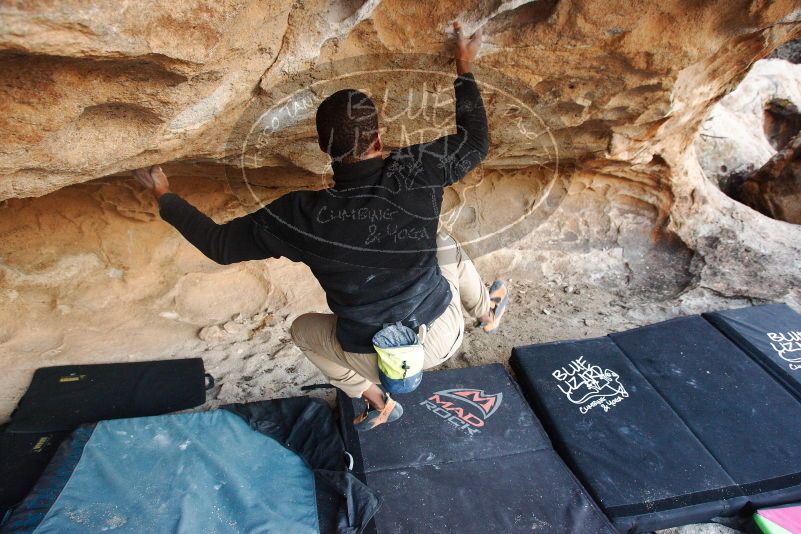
704;303;801;401
7;359;208;434
0;426;68;521
610;316;801;505
511;337;743;533
338;363;615;534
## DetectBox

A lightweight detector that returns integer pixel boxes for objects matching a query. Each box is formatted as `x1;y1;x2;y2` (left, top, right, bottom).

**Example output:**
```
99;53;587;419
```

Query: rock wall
2;1;801;420
695;58;801;223
695;59;801;189
3;0;799;197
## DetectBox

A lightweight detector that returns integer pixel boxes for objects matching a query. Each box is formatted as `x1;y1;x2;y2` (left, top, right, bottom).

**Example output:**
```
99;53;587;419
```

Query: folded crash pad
704;303;801;401
2;397;380;534
511;337;743;533
610;316;801;505
511;310;801;533
338;363;616;534
7;359;208;434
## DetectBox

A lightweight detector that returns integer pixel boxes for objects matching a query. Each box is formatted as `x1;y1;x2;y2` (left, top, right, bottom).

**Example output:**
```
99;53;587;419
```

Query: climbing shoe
354;393;404;432
479;280;509;333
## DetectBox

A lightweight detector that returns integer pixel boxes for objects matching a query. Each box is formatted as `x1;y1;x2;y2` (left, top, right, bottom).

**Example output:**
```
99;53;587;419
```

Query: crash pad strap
605;485;741;517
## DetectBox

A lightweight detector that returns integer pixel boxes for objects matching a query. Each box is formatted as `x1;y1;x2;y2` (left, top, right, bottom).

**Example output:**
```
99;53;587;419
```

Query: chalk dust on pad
339;364;616;533
704;303;801;401
30;411;319;534
510;336;742;533
610;315;801;504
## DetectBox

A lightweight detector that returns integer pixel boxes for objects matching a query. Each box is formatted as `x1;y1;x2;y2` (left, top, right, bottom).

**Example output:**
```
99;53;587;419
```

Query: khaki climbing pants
291;233;491;398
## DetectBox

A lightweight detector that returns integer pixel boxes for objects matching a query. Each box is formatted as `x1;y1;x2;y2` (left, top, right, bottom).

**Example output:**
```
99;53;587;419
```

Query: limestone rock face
731;131;801;224
2;0;799;198
763;98;801;151
694;59;801;190
2;1;801;421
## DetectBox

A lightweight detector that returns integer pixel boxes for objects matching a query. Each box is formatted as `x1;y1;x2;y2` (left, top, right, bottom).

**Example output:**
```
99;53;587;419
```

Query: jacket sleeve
418;72;490;185
158;193;274;265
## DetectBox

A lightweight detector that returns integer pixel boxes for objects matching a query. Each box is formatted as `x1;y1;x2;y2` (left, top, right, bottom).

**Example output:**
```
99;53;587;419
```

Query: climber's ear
372;130;383;153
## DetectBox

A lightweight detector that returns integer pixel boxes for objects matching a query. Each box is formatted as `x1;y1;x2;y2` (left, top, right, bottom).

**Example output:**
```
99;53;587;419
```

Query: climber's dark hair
316;89;379;162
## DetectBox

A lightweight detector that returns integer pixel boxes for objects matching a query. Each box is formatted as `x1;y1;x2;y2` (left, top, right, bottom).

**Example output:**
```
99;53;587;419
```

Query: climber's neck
330;154;384;186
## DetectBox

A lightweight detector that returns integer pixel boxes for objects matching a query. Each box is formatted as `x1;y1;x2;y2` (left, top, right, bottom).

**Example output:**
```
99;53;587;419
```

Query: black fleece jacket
159;72;489;353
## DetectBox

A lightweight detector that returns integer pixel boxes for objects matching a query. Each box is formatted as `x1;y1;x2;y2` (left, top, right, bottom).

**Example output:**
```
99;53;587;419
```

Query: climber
133;21;508;432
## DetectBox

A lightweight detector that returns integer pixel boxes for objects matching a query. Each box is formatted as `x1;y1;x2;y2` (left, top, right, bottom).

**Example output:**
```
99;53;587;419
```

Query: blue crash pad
3;411;319;533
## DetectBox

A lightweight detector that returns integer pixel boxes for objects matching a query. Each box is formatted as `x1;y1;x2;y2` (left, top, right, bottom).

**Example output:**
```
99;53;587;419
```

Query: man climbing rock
134;21;508;431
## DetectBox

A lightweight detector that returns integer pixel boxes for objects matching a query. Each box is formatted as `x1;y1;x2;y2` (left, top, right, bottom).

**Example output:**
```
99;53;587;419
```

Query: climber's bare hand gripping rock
132;20;507;431
133;166;170;199
453;21;482;75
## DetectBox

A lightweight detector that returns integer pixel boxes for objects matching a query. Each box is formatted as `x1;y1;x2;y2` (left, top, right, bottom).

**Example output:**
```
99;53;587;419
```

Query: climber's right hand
133;165;171;199
453;21;482;75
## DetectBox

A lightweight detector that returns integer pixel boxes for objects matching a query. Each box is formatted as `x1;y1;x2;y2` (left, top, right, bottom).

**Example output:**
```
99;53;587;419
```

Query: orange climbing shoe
479;280;509;333
354;393;404;432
